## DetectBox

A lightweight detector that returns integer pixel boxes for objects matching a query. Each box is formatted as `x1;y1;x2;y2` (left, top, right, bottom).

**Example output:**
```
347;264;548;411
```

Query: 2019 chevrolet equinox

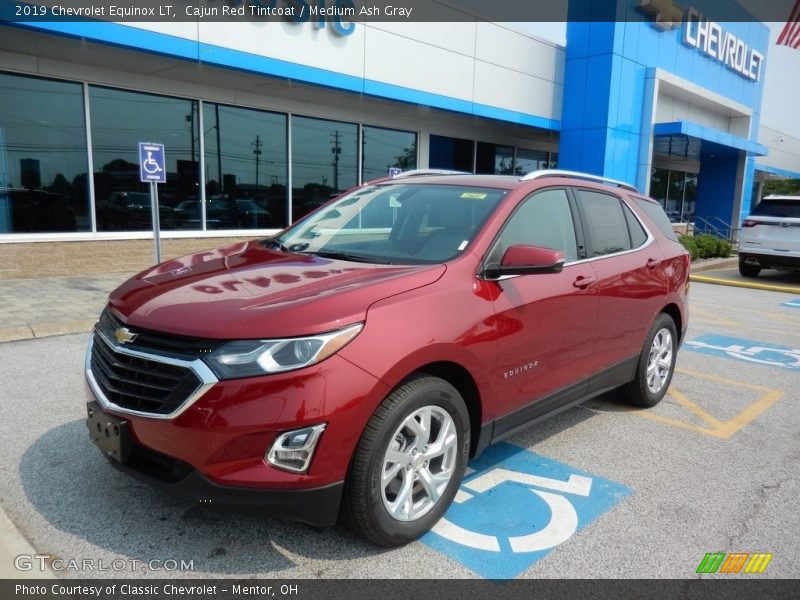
85;169;690;546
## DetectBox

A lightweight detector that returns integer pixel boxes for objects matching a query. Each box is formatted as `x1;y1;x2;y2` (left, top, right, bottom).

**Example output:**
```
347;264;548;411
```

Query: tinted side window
633;196;679;241
575;190;631;257
493;188;578;261
623;202;648;248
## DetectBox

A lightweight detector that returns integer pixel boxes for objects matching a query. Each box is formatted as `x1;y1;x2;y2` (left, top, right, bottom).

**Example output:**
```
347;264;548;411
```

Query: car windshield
273;183;507;264
750;199;800;218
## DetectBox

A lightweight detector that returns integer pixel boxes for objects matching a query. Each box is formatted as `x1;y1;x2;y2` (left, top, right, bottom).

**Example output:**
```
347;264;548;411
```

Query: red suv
85;170;689;546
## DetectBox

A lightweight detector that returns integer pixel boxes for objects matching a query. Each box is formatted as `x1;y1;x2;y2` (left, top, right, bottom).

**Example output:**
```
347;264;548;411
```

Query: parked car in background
84;170;689;546
1;188;76;232
739;195;800;277
97;191;174;230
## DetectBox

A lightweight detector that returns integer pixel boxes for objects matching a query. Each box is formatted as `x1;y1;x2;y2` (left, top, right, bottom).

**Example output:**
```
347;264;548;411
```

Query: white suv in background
739;195;800;278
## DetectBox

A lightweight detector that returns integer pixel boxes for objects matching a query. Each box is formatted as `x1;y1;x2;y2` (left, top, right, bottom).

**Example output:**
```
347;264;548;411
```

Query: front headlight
203;323;363;379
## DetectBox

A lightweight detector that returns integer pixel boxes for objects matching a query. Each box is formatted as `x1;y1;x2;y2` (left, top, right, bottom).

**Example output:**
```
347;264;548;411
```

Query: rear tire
343;374;470;547
739;261;761;278
624;313;677;408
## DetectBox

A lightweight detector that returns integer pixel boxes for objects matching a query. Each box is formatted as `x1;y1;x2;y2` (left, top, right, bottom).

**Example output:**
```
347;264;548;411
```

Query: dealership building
1;1;799;278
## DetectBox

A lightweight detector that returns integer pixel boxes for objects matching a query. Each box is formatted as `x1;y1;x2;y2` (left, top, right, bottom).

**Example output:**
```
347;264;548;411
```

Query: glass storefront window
666;170;685;220
515;148;549;175
90;86;200;231
476;142;514;174
650;167;669;207
291;116;357;222
362;126;417;182
203;103;287;229
0;72;90;233
429;134;474;172
683;173;697;221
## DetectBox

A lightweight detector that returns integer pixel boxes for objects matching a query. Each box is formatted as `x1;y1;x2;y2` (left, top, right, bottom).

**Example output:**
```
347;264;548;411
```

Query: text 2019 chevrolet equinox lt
85;169;689;546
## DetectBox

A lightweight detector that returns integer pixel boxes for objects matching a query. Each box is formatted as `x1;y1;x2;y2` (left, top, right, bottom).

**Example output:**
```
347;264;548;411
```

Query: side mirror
485;245;566;279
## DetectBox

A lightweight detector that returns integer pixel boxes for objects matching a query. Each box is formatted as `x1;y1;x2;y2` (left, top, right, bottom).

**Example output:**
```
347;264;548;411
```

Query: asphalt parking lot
0;280;798;580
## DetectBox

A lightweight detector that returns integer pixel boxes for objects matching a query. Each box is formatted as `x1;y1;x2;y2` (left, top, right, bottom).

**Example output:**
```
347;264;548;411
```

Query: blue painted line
782;299;800;309
421;442;631;579
685;334;800;371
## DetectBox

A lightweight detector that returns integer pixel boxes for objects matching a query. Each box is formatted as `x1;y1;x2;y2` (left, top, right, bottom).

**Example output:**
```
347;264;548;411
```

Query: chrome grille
89;332;205;416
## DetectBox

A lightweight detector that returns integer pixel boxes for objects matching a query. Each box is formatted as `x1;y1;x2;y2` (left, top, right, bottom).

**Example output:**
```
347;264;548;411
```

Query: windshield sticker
461;192;487;199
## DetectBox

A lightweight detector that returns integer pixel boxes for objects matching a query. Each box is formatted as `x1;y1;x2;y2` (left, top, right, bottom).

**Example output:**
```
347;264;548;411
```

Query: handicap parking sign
422;442;631;579
139;142;166;183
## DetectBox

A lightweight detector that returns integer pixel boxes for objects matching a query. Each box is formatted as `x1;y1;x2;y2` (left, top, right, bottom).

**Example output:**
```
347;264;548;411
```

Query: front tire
343;374;470;546
624;313;677;408
739;261;761;278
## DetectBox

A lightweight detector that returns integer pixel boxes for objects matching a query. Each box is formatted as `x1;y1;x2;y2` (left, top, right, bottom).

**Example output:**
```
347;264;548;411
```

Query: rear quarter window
632;196;678;241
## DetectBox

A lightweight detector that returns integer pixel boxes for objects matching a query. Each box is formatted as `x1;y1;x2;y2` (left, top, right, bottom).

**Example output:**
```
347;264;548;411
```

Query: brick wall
0;237;257;280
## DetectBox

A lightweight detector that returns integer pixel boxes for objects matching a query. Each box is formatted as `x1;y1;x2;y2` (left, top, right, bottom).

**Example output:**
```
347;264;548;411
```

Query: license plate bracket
87;401;131;463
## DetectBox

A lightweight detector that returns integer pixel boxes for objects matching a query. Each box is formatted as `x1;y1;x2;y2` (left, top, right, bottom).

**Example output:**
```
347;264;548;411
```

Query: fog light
266;424;326;473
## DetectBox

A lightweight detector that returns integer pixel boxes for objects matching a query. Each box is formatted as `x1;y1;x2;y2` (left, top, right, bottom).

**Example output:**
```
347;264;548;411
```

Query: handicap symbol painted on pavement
782;298;800;309
421;442;631;579
685;334;800;371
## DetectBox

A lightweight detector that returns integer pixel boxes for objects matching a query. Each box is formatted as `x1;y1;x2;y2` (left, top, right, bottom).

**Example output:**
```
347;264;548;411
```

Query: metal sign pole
151;181;162;264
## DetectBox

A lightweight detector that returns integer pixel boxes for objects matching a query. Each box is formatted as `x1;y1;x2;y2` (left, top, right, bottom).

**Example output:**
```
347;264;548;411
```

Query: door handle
646;258;661;270
573;275;596;289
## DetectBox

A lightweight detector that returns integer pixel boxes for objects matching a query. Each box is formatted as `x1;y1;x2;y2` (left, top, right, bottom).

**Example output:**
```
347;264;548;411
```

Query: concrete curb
0;505;54;579
689;258;739;272
0;321;94;344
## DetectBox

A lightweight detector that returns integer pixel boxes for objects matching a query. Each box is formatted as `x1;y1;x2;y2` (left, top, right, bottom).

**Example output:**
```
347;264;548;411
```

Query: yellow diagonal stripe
745;553;773;573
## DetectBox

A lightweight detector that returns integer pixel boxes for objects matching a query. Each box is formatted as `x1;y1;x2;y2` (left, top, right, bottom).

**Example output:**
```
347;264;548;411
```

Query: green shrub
679;235;700;260
679;233;731;261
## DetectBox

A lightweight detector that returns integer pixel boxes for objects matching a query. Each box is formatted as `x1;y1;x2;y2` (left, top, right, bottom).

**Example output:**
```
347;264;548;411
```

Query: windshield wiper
262;237;291;252
312;250;390;264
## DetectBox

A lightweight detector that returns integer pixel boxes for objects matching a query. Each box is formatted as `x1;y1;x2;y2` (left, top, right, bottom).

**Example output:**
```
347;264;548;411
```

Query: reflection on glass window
362;126;417;181
666;170;685;220
90;86;199;232
514;148;549;175
650;167;669;207
291;116;357;222
0;73;89;233
683;173;697;221
203;103;287;229
429;135;474;172
476;142;514;174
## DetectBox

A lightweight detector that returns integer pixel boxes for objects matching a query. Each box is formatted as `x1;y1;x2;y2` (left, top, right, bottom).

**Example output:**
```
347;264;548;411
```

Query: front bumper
102;449;343;527
84;332;391;522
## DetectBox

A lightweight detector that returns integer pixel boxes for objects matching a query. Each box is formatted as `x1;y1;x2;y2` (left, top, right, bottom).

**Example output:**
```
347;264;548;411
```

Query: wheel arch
415;361;484;458
660;302;684;344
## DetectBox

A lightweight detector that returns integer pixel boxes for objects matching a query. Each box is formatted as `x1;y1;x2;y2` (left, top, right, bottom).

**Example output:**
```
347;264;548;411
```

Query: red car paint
85;173;689;526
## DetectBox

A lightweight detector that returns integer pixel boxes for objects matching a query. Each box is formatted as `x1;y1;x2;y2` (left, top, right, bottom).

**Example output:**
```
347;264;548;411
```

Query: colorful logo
696;552;773;574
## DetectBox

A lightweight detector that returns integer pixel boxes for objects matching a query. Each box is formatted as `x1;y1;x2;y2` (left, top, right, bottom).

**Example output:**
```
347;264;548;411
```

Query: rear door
572;188;667;385
487;187;598;432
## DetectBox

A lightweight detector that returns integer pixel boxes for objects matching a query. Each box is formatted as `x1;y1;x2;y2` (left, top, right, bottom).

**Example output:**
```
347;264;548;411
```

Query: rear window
750;199;800;218
632;197;678;241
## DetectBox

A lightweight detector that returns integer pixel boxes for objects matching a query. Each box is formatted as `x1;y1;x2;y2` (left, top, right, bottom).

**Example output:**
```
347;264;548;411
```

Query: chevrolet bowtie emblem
114;327;138;344
636;0;685;31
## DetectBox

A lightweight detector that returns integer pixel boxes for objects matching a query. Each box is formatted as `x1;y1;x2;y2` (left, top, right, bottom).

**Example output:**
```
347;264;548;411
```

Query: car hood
108;240;445;339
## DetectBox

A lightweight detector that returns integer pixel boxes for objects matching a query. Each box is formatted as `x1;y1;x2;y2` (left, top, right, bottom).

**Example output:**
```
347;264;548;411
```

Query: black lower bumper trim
105;455;344;528
740;253;800;269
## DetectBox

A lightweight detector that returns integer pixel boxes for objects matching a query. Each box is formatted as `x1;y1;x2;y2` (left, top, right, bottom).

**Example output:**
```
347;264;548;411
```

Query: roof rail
391;169;471;179
520;169;639;193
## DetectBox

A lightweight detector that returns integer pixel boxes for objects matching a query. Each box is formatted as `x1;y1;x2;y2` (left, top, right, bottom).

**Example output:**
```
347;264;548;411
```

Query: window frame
571;187;656;261
479;186;585;277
